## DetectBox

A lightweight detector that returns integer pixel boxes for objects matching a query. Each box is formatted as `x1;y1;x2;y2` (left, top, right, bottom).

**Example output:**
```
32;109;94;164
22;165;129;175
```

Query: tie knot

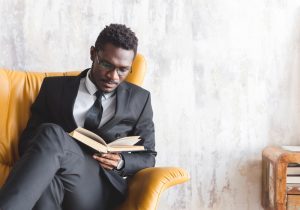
95;90;102;99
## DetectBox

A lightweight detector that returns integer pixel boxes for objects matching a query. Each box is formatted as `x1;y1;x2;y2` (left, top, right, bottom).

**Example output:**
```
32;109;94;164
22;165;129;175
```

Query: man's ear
90;46;96;61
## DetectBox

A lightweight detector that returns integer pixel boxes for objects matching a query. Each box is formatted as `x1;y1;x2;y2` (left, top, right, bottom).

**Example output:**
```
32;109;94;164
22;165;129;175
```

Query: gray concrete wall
2;0;300;209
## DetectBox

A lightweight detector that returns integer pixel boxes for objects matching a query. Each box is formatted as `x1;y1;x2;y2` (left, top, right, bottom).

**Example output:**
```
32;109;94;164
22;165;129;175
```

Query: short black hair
95;24;138;56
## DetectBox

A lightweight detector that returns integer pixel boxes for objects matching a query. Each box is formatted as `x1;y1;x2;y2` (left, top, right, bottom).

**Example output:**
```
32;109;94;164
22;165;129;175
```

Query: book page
69;130;108;153
108;136;141;146
107;145;145;152
75;127;107;146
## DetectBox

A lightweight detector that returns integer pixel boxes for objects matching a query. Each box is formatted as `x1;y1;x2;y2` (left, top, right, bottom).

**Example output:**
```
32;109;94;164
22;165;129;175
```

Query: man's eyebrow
102;58;131;69
101;59;114;65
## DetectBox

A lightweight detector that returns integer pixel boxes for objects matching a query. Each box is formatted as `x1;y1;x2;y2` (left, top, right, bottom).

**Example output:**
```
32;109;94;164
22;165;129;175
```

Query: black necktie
84;91;103;130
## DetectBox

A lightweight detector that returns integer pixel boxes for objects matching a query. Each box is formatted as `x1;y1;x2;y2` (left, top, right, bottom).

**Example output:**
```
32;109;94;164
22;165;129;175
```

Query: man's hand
93;153;121;170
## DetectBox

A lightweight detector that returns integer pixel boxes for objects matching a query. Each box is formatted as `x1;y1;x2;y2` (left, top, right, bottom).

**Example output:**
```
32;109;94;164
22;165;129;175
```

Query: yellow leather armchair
0;54;189;210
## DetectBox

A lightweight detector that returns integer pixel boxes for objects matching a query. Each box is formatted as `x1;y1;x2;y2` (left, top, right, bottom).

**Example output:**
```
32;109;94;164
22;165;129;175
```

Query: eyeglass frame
95;53;132;77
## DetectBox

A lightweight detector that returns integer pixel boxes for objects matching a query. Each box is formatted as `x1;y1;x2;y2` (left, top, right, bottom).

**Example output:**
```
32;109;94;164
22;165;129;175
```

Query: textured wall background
2;0;300;209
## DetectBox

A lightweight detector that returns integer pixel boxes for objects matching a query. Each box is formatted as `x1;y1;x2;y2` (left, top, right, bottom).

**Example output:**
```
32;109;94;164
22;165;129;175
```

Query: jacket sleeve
19;78;49;156
120;93;157;176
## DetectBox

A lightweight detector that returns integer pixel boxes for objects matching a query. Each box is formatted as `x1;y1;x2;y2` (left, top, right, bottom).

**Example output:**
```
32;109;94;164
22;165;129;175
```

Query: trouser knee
30;123;71;153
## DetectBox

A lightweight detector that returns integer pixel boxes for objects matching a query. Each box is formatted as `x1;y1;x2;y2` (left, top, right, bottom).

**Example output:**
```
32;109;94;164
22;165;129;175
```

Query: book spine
287;176;300;184
288;167;300;175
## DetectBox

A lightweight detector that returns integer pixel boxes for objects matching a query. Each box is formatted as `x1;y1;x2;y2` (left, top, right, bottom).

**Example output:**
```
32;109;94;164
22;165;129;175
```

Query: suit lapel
62;70;88;132
99;82;131;133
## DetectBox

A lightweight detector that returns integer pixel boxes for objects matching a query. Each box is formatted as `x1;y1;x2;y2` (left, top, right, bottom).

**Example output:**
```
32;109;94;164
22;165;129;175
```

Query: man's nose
106;69;119;80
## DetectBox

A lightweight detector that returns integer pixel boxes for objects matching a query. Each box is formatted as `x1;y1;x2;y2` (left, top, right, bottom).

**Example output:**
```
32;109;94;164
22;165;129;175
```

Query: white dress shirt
73;69;116;128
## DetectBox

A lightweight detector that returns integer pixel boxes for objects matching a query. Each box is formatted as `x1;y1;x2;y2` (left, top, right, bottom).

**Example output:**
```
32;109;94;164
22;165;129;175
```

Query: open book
69;127;144;153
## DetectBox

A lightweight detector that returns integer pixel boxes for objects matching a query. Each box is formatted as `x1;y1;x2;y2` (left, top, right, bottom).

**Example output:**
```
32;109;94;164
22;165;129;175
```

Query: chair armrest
116;167;190;210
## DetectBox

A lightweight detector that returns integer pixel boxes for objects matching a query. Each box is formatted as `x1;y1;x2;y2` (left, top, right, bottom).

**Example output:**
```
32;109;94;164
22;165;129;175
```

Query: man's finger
93;155;118;167
99;162;114;170
101;153;120;161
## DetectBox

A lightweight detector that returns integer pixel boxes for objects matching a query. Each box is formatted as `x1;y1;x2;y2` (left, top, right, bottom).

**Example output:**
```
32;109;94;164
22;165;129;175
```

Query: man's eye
119;68;129;73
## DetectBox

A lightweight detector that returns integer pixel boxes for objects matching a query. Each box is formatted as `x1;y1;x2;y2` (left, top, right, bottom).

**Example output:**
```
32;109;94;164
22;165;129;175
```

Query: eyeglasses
95;54;131;77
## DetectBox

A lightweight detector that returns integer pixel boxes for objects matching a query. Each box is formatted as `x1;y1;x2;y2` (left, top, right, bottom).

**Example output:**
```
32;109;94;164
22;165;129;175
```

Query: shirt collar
85;69;115;99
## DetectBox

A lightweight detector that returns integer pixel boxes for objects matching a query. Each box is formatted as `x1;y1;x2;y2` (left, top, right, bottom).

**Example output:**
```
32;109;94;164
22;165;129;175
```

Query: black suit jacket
19;69;156;194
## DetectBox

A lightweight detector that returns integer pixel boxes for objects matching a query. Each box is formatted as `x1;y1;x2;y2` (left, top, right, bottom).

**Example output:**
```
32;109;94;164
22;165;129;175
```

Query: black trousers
0;123;124;210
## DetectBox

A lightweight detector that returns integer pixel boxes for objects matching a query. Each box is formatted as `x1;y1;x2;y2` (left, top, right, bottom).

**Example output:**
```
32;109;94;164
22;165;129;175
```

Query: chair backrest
0;54;146;186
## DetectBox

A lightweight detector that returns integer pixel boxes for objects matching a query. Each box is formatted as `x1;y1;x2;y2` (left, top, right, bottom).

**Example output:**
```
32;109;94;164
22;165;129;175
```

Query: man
0;24;156;210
